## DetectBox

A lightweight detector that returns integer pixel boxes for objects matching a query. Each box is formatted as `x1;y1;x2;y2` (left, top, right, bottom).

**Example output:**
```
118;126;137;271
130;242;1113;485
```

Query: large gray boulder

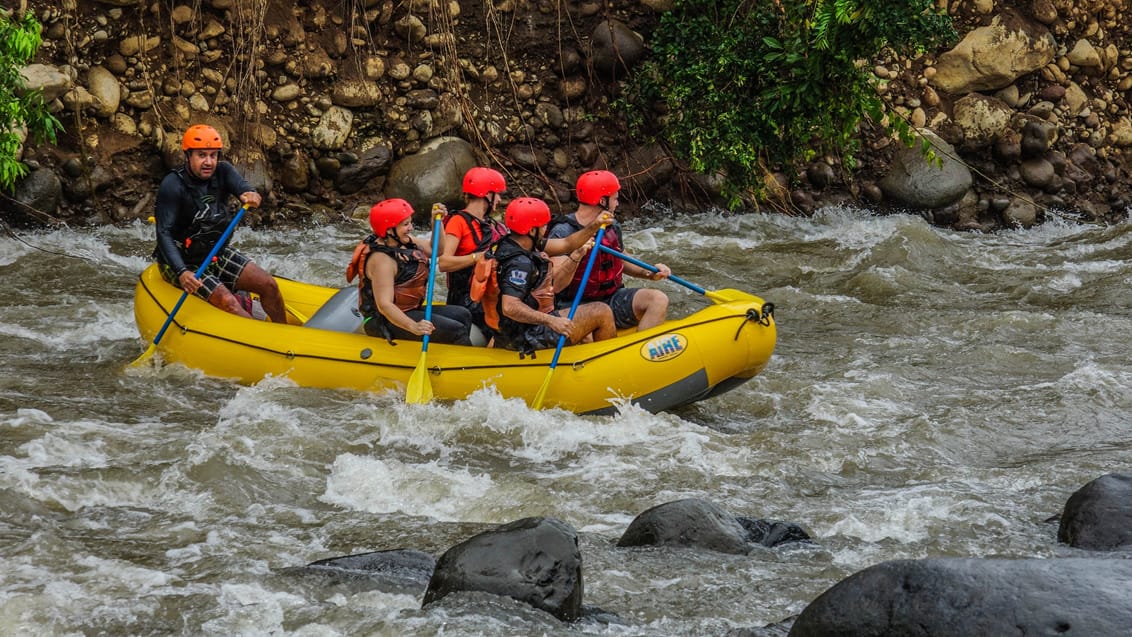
879;129;972;210
590;20;645;79
951;93;1014;149
788;557;1132;636
13;166;62;219
18;63;73;102
384;136;478;218
1058;473;1132;550
86;66;121;118
335;143;393;195
422;517;584;621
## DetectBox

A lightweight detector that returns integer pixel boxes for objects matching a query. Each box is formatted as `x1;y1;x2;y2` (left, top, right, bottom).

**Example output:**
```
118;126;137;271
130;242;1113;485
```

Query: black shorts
560;287;639;329
605;287;640;329
159;247;250;300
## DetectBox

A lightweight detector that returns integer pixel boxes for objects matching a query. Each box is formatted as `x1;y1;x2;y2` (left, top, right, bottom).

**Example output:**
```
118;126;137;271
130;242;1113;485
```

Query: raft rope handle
734;303;775;340
759;302;775;326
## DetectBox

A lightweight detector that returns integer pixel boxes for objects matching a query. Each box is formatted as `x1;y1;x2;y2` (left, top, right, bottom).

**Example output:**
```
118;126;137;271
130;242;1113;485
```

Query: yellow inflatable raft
132;264;776;414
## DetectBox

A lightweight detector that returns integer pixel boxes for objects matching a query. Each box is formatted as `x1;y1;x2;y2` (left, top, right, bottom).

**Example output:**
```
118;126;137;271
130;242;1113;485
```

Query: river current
3;207;1130;635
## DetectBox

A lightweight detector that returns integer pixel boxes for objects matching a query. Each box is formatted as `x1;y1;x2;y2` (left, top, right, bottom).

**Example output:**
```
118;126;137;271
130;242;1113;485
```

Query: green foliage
619;0;956;207
1;10;63;192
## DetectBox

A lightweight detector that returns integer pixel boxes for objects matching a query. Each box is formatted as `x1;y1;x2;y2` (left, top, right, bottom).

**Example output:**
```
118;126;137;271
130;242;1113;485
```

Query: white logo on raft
640;333;687;362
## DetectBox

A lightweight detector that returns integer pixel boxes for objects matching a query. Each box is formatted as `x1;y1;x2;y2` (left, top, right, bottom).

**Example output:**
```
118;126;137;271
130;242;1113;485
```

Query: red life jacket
552;215;624;303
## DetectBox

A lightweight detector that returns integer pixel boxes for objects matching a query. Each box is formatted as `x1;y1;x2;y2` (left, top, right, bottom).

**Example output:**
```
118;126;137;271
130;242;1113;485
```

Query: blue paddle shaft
420;211;443;354
548;225;607;368
597;244;706;295
151;205;249;346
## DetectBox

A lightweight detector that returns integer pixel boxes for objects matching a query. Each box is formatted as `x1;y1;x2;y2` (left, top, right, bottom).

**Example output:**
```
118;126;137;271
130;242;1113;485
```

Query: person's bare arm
368;253;433;336
543;212;614;255
437;231;477;273
549;240;592;290
623;258;671;281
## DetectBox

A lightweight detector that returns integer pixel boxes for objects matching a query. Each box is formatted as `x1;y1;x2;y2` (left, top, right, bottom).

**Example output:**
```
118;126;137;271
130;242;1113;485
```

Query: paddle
130;204;249;367
597;244;753;304
405;206;445;404
531;225;607;410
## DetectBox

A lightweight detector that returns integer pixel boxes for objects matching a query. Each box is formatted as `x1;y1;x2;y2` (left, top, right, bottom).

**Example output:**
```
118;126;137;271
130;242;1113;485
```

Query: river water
2;207;1130;635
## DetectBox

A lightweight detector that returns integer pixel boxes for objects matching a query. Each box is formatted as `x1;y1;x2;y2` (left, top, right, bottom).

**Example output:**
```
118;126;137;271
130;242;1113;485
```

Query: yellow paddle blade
405;354;433;404
128;343;159;368
531;368;553;410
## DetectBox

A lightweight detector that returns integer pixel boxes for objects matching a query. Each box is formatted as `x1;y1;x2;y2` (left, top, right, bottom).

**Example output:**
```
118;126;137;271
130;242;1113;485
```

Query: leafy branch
1;8;63;192
619;0;956;208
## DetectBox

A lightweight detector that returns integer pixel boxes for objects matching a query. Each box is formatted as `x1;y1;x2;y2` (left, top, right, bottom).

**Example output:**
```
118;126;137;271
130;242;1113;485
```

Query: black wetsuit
153;162;254;276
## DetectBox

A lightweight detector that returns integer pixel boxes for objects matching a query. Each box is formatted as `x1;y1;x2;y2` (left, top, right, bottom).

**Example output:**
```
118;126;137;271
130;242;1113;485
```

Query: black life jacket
347;234;428;343
474;236;554;343
174;166;233;263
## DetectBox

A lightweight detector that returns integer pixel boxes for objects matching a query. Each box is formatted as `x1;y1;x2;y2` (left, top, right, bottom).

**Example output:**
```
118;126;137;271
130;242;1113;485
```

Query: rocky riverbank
7;0;1132;231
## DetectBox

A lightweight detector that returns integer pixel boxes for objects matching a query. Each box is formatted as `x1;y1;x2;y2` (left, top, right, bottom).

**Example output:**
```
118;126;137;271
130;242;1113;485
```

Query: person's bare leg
632;289;669;331
568;303;616;342
207;286;253;318
236;262;286;323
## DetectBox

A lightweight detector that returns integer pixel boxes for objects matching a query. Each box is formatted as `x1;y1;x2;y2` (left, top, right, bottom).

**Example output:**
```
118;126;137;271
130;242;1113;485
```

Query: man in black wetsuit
152;124;286;322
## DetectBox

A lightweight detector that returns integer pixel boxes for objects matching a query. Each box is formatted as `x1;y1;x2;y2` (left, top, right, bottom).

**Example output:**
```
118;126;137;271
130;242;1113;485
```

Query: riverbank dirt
10;0;1132;230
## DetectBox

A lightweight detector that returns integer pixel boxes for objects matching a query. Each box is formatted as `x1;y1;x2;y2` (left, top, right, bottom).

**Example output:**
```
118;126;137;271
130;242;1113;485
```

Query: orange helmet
504;197;551;235
369;198;414;237
576;170;620;205
182;124;223;151
462;167;507;198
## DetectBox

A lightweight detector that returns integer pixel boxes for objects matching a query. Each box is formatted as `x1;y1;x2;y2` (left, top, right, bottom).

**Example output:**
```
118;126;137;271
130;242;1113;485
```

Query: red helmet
182;124;223;151
504;197;551;235
462;167;507;198
576;170;620;205
369;198;414;237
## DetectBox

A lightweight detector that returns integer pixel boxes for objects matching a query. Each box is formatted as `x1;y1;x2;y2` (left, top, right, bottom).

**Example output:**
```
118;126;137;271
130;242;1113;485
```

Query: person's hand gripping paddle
531;224;607;410
405;204;445;404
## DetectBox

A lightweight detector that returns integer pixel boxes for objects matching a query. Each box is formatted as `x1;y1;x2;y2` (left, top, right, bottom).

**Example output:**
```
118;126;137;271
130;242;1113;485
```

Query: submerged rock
423;517;584;621
618;498;811;554
618;498;751;554
284;548;436;594
788;557;1132;636
1058;472;1132;550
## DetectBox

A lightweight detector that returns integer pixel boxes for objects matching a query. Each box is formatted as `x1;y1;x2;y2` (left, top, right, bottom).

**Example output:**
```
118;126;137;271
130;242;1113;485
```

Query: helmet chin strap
527;227;548;252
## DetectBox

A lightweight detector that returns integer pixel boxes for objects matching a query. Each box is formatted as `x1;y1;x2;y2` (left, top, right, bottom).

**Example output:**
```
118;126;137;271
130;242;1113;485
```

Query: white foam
321;453;494;521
